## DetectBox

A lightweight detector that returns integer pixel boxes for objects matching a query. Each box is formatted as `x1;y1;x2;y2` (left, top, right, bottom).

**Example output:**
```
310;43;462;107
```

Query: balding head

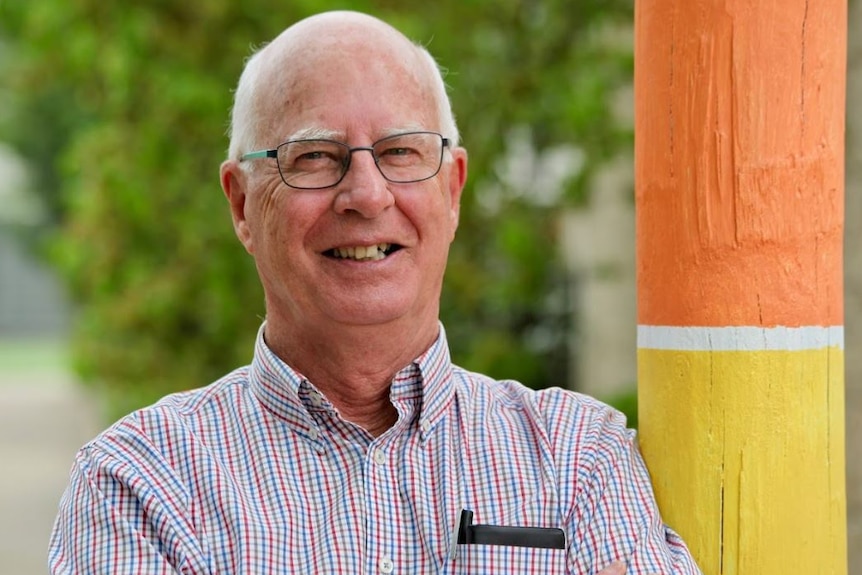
227;11;459;160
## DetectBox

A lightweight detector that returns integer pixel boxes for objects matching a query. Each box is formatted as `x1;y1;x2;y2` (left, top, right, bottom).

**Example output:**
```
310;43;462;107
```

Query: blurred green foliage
0;0;632;420
604;389;638;429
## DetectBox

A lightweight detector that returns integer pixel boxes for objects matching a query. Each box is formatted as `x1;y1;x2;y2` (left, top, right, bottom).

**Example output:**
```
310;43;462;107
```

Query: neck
263;315;439;437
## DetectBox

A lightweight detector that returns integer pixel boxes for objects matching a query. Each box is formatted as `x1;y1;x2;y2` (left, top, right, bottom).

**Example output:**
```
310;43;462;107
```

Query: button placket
366;441;396;574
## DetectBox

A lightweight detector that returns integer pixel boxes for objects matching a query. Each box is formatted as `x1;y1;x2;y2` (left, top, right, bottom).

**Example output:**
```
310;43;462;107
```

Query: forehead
257;26;438;142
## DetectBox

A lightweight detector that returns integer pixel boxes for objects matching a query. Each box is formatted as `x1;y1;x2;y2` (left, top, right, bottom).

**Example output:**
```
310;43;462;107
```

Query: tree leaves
1;0;632;419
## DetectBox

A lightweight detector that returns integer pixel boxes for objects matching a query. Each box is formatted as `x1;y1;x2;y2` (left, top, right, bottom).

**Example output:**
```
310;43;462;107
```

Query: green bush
1;0;632;421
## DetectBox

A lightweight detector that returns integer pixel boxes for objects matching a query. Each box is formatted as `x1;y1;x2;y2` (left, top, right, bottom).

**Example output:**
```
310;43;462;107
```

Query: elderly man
49;11;700;575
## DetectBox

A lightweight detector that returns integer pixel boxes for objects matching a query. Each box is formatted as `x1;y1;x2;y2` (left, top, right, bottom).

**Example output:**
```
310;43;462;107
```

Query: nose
332;148;395;218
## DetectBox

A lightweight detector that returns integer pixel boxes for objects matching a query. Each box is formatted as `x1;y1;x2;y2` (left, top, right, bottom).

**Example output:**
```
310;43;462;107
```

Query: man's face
225;40;467;336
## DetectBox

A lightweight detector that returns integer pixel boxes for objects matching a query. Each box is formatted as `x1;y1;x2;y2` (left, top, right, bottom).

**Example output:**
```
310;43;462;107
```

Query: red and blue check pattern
49;324;701;574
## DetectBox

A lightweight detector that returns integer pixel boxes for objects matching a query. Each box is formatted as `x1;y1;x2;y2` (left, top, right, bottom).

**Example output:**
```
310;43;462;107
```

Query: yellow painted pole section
634;1;847;574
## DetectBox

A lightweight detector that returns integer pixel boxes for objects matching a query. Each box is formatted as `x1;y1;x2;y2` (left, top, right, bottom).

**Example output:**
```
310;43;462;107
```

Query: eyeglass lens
276;132;444;189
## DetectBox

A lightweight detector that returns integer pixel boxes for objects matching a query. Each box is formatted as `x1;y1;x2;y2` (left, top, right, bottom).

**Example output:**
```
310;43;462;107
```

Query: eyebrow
286;127;342;141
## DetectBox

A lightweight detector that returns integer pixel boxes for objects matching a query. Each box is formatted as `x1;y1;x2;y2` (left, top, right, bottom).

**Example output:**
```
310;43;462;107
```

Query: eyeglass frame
239;130;452;190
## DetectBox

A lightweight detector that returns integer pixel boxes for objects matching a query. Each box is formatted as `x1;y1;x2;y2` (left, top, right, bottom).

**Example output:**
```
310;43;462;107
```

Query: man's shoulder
87;365;253;452
450;366;630;435
141;364;251;418
448;368;636;482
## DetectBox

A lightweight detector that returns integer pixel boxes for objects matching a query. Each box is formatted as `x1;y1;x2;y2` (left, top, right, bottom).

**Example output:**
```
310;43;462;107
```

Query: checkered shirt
49;324;701;574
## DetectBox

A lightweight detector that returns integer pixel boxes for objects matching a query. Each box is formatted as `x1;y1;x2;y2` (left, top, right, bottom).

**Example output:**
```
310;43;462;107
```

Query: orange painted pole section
634;1;847;574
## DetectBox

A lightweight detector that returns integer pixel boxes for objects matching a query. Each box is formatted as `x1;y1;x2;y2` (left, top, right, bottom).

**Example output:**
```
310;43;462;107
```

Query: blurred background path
0;354;100;574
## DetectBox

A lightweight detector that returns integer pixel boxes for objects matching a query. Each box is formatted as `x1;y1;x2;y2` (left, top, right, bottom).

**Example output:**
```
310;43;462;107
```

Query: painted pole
634;1;847;574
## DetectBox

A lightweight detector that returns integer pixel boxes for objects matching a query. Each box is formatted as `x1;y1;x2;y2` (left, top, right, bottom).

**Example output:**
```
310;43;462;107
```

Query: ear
220;159;255;254
445;146;468;234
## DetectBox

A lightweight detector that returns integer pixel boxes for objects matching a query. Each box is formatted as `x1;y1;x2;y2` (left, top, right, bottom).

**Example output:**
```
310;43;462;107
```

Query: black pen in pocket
455;509;566;550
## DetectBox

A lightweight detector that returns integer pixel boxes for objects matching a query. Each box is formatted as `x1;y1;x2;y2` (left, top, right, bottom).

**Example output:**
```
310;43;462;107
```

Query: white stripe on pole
637;325;845;351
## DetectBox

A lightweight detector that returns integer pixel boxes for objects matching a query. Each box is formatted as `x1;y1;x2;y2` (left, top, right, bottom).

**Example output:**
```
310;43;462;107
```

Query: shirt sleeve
48;428;202;574
559;399;703;574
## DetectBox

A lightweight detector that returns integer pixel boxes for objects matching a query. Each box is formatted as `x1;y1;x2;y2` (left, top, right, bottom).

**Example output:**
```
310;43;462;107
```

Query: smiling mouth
325;243;402;261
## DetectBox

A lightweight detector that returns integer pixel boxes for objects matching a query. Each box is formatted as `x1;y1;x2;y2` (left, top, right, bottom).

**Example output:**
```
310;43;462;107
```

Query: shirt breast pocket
453;544;566;574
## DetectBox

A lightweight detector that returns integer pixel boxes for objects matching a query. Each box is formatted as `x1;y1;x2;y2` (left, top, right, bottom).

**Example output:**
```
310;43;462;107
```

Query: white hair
226;37;460;162
227;47;269;162
416;44;461;148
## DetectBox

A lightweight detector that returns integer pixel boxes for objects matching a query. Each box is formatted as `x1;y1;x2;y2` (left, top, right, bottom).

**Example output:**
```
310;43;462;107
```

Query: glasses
240;131;450;190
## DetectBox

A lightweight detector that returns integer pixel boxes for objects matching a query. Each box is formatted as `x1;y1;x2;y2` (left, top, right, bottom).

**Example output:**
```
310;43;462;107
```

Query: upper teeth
334;243;391;261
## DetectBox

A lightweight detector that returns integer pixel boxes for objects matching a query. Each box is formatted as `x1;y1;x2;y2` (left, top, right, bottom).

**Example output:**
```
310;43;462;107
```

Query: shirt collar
249;323;321;445
248;322;455;441
409;323;455;439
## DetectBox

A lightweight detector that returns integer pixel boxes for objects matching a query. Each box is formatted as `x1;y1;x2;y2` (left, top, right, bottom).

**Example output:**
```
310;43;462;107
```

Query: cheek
244;190;291;260
256;192;335;260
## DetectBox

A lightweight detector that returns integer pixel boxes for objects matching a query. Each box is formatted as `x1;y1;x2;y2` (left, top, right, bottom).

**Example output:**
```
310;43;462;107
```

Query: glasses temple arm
240;149;278;161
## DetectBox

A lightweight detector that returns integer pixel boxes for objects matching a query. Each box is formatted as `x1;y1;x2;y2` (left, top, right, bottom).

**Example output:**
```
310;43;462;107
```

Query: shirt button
373;449;386;465
379;556;394;574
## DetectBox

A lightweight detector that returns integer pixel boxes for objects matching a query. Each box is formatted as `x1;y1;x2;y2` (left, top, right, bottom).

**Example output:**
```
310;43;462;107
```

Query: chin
323;295;430;328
